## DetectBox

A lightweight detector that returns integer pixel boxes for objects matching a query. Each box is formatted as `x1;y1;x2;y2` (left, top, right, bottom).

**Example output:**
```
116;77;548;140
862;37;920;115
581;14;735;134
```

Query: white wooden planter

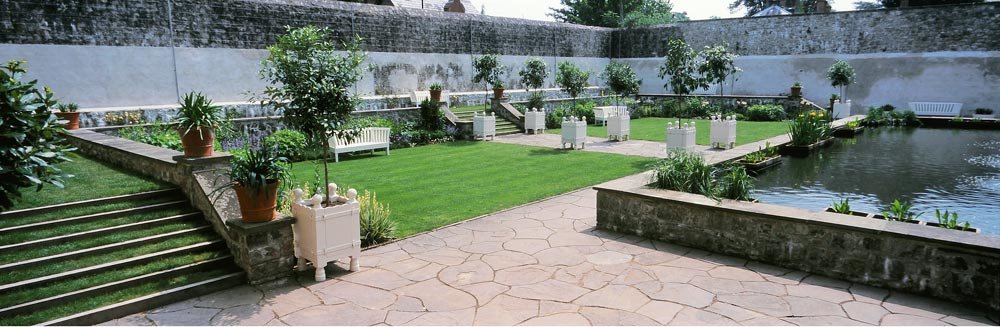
666;122;696;152
561;116;587;149
524;108;546;134
833;100;852;119
473;112;496;140
709;115;737;149
291;184;362;282
607;114;630;141
594;106;628;126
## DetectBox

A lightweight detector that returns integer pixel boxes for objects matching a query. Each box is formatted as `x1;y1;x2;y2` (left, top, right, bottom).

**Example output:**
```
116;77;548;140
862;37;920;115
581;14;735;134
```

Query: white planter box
291;184;362;282
709;115;737;149
666;122;696;152
473;112;496;140
833;100;852;119
607;114;630;141
524;109;546;134
594;106;628;126
561;116;587;149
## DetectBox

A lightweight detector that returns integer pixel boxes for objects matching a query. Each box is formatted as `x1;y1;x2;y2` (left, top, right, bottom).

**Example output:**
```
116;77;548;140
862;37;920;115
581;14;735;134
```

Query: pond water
752;127;1000;234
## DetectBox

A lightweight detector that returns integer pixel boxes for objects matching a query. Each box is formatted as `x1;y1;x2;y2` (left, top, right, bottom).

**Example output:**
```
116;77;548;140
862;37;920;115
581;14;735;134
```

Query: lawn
548;117;788;146
289;141;655;237
8;153;170;211
448;104;492;113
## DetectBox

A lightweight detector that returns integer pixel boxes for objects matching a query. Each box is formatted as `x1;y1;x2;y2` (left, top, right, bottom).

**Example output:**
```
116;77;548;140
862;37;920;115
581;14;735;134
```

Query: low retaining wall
595;185;1000;311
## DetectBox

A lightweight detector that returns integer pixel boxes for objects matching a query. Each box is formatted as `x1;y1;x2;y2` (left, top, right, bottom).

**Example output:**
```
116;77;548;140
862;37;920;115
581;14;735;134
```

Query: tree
697;43;740;96
259;26;368;196
519;58;548;92
472;53;506;109
826;60;856;102
0;61;75;211
657;39;705;96
600;62;641;107
555;61;591;107
728;0;823;16
550;0;684;28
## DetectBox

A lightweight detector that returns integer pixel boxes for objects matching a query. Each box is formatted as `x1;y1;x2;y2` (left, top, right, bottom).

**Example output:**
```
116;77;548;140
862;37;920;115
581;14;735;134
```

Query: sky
468;0;863;21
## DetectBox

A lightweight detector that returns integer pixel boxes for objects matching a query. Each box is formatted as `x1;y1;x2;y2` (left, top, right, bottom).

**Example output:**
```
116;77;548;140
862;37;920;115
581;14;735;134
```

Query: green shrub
787;111;832;146
264;130;307;161
717;164;754;201
574;101;596;124
359;190;396;247
888;110;922;127
684;97;711;118
746;104;786;121
863;106;886;127
652;152;755;201
118;123;183;151
526;91;546;110
419;99;443;131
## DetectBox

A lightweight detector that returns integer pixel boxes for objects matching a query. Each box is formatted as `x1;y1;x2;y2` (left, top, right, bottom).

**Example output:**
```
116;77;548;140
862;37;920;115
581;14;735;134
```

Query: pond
752;127;1000;235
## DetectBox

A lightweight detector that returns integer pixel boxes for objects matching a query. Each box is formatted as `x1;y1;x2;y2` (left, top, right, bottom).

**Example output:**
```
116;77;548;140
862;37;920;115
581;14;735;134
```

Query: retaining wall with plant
595;185;1000;311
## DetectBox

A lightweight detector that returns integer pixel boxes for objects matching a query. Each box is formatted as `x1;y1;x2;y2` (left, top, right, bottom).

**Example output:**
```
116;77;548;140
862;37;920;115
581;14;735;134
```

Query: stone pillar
226;217;296;285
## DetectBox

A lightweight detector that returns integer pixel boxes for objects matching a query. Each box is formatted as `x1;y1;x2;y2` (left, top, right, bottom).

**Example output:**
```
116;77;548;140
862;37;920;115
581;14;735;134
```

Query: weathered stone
315;282;397;310
635;300;684;324
401;262;446;282
786;296;845;317
339;268;413;291
573;285;650;311
412;247;470;266
520;313;592;326
849;284;889;304
717;293;791;317
535;247;587;266
741;281;786;296
483;250;538;270
438;260;495;286
394;280;476;312
586;251;633;265
457;282;509;307
210;304;276;325
539;301;580;317
145;307;221;326
259;285;323;317
580;306;659;326
786;284;854;304
503;239;551;255
667;307;738;326
281;303;386;326
781;316;868;325
642;283;715;308
495;265;557;286
548;232;604;247
705;302;764;322
842;300;890;325
405;308;475;325
690;275;745;294
474;295;539;325
507;279;590;302
708;266;765;282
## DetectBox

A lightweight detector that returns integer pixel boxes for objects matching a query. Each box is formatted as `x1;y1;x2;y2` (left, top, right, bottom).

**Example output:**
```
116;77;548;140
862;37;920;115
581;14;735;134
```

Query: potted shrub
832;119;864;137
55;102;80;130
824;199;872;218
174;92;223;157
473;53;506;109
214;146;291;223
429;83;443;103
926;209;978;233
827;60;855;119
974;108;994;119
738;142;781;174
492;80;506;99
783;111;833;157
872;199;923;224
790;82;802;98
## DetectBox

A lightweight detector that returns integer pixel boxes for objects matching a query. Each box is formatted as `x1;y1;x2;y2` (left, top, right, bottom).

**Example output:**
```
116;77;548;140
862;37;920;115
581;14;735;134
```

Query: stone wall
595;186;1000;311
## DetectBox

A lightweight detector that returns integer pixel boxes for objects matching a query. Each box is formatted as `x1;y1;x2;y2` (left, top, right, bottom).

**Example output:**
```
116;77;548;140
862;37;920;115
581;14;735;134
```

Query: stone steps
453;109;523;135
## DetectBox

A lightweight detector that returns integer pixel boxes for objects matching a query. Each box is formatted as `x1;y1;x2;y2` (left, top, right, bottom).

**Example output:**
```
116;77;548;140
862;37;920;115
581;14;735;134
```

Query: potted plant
926;209;978;233
790;82;802;98
55;102;80;130
824;199;872;218
738;142;781;174
473;53;506;109
783;111;833;157
827;60;855;119
973;108;994;119
213;146;291;223
492;80;506;99
832;119;864;137
429;83;443;103
829;94;840;111
872;199;923;224
174;92;223;157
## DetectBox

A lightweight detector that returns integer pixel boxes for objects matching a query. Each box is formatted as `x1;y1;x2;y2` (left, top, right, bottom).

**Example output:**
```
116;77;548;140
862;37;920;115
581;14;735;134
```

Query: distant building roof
752;4;793;17
388;0;478;13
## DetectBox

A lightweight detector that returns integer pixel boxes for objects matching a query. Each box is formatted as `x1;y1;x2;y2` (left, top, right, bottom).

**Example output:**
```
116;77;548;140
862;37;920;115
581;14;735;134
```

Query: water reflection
753;128;1000;234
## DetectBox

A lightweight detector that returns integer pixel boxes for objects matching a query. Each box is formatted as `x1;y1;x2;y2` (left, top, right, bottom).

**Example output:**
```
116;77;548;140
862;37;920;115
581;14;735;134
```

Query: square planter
824;207;874;218
832;126;865;138
473;112;496;140
781;138;833;157
973;114;995;120
524;109;546;134
291;184;362;282
561;116;587;149
740;156;782;174
870;213;924;225
607;114;630;141
925;222;980;233
709;115;737;149
832;100;852;119
666;122;696;152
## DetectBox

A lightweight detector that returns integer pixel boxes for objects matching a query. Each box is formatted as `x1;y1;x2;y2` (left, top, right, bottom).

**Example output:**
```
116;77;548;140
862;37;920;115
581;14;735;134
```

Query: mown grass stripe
0;203;189;243
0;197;181;230
0;189;181;220
0;213;199;253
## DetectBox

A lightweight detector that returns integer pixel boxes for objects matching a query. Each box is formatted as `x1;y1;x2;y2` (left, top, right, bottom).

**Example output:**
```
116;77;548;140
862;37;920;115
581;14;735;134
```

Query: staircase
451;107;523;135
0;189;243;325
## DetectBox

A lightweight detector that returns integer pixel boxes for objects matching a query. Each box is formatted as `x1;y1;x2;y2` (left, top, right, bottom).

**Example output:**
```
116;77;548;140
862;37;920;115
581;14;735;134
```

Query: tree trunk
322;136;331;204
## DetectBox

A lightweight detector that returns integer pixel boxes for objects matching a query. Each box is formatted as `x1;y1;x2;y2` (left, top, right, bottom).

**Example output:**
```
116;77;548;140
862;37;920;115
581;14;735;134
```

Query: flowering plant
788;111;832;146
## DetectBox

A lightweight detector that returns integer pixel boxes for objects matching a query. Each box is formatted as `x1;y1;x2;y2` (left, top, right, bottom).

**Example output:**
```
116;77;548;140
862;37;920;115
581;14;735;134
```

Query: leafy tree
555;61;591;108
826;60;856;102
658;39;706;96
728;0;823;16
600;62;641;107
697;43;741;96
0;61;75;211
259;26;368;192
550;0;683;28
472;53;506;109
519;58;548;91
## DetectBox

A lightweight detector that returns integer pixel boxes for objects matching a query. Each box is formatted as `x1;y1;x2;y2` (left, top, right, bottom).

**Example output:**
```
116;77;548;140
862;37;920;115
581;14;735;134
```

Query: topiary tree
658;39;706;97
520;58;549;111
697;43;740;96
0;60;75;211
827;60;856;103
600;62;642;108
259;26;368;194
472;53;506;110
555;61;591;110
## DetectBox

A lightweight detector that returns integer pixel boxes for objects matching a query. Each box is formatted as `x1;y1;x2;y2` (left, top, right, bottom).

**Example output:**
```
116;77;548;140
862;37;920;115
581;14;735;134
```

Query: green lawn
8;153;169;211
289;142;655;237
548;117;788;146
448;104;492;113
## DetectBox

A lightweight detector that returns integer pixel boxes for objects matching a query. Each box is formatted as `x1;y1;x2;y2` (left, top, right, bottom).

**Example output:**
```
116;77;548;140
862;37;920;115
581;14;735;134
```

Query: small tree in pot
600;62;641;108
429;83;443;103
519;57;549;109
55;102;80;130
555;61;591;110
213;146;291;223
697;43;740;96
658;39;707;123
174;92;224;157
827;60;855;103
472;53;506;109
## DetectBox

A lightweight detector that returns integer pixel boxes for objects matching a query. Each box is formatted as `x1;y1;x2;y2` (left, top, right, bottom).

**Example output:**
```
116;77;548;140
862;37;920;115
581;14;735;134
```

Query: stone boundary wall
613;3;1000;58
595;186;1000;311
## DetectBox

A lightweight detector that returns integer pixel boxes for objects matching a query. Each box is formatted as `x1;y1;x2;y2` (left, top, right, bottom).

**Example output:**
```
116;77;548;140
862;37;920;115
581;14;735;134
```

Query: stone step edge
0;225;212;273
0;238;224;293
0;212;202;254
0;200;190;234
42;271;245;326
0;189;182;220
0;255;234;318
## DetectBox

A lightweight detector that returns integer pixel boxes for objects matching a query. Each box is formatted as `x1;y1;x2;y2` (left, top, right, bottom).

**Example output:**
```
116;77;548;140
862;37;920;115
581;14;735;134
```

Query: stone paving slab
105;177;997;326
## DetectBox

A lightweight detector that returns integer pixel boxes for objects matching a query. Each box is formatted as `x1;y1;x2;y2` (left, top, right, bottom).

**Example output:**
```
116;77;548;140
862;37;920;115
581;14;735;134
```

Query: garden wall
595;185;1000;311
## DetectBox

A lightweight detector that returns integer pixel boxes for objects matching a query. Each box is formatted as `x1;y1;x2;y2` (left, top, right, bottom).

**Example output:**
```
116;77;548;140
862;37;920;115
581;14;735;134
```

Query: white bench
329;127;391;162
594;106;628;126
473;112;496;140
909;102;962;117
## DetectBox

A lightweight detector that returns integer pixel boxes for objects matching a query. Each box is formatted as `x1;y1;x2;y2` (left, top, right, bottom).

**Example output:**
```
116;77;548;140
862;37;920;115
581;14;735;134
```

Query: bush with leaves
658;39;706;96
118;122;184;151
601;62;641;107
418;99;443;132
698;43;740;96
555;61;591;106
827;60;856;101
651;152;755;201
788;111;832;146
526;92;546;111
0;61;76;211
264;129;307;161
746;104;787;121
359;190;396;247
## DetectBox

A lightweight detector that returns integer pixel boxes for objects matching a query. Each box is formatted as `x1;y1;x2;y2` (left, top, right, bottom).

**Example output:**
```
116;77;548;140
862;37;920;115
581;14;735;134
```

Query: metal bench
329;127;391;162
908;102;963;117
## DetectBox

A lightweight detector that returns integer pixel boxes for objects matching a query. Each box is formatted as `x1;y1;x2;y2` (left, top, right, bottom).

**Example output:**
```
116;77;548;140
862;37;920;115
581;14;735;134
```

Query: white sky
469;0;867;21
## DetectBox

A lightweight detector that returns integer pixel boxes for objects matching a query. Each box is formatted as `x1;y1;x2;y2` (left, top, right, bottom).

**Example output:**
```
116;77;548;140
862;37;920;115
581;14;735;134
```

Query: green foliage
845;120;861;129
830;199;852;214
0;60;75;211
174;92;224;140
213;146;291;200
881;199;923;222
652;152;755;201
934;209;971;231
429;83;442;91
359;190;396;247
527;92;546;110
684;97;712;118
56;102;79;113
418;99;443;131
545;101;597;128
697;43;740;96
472;53;506;87
600;62;641;104
717;164;754;201
264;130;307;161
746;104;786;121
887;110;922;127
555;61;591;100
658;39;706;96
550;0;681;28
787;111;832;146
519;58;548;91
742;142;778;163
827;60;856;100
974;108;993;115
117;123;183;151
863;106;887;126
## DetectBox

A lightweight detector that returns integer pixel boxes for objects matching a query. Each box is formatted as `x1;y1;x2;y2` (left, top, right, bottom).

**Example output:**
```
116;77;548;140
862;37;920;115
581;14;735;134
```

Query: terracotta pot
233;181;278;223
493;88;505;99
790;86;802;97
179;126;214;157
55;112;80;130
430;89;442;102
